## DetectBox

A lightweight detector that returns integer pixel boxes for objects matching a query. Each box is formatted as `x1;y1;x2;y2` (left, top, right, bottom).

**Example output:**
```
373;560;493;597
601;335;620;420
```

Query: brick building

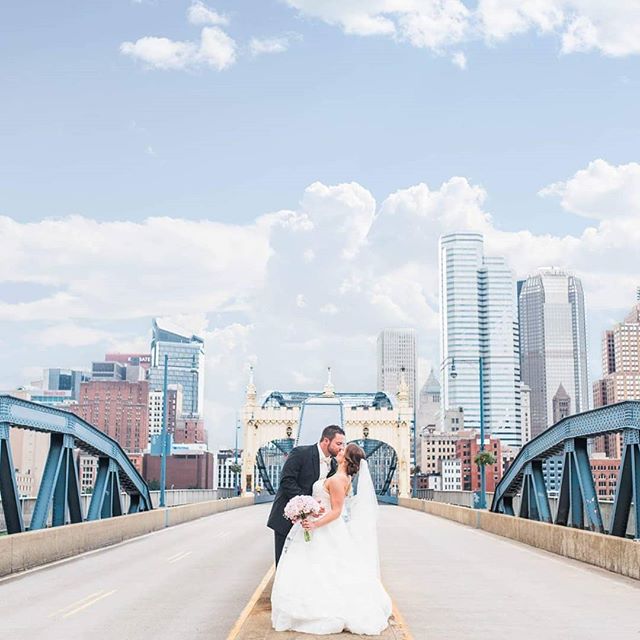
143;450;214;489
592;301;640;458
456;434;503;492
68;379;149;454
590;454;620;499
174;417;207;444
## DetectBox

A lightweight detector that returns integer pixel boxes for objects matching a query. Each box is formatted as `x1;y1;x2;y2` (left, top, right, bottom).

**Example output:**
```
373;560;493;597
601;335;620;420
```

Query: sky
1;1;640;449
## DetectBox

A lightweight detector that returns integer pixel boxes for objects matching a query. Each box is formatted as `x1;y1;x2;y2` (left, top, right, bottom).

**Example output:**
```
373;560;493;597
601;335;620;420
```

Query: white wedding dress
271;461;392;635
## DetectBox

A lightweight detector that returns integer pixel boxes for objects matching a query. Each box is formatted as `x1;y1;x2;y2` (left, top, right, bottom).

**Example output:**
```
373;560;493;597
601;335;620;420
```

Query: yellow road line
226;565;275;640
391;598;414;640
62;589;117;618
48;591;104;618
168;551;192;563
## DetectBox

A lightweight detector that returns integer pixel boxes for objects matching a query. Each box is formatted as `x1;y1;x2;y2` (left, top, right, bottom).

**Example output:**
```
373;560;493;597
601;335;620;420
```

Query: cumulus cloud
3;160;639;446
285;1;640;59
121;26;236;71
121;2;236;71
539;159;640;219
187;1;228;26
249;33;302;56
0;215;270;322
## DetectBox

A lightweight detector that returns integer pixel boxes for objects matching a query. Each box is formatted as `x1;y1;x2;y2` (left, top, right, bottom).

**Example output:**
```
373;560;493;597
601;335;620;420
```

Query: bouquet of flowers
284;495;322;542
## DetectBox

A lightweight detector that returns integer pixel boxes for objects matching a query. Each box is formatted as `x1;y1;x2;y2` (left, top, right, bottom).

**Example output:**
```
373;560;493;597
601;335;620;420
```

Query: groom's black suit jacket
267;444;337;536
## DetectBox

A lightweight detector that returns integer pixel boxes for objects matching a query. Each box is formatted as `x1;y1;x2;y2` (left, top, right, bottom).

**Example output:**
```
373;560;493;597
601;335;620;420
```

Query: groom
267;425;346;565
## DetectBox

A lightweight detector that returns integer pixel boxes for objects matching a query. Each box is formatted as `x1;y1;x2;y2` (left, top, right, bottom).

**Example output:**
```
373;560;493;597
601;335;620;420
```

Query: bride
271;443;392;635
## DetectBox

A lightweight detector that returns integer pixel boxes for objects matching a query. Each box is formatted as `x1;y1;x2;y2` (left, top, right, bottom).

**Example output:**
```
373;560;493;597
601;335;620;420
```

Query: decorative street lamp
444;355;487;509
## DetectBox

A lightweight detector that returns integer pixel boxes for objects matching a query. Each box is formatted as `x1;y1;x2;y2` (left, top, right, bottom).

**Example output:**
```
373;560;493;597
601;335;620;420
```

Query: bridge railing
421;489;636;538
0;488;236;533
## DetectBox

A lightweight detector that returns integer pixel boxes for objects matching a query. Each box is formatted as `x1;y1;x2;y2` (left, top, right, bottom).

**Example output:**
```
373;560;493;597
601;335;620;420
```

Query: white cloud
249;33;302;56
539;159;640;219
285;1;640;58
120;37;199;71
0;215;270;323
187;1;229;26
35;323;114;348
4;160;640;446
320;303;339;315
451;50;467;68
121;27;236;71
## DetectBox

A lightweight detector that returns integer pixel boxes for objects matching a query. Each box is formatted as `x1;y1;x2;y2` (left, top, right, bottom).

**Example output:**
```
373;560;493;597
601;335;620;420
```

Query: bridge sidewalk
228;567;411;640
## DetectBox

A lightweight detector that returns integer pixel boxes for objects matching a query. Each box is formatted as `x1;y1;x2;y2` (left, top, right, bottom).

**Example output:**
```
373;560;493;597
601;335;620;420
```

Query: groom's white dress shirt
317;443;331;480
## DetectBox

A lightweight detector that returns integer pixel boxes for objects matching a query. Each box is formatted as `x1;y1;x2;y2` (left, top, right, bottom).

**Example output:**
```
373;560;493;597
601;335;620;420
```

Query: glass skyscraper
149;319;205;417
518;268;589;439
439;232;521;448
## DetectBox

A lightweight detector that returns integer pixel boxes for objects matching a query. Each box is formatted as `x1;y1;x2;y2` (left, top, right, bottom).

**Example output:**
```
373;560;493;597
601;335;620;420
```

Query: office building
439;232;521;448
68;379;149;454
42;368;89;401
377;328;417;407
149;319;205;417
592;299;640;457
518;268;589;438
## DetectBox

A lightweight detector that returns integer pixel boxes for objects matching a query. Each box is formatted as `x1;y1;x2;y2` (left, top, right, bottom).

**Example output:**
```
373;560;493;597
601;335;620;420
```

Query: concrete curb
0;496;254;578
399;497;640;580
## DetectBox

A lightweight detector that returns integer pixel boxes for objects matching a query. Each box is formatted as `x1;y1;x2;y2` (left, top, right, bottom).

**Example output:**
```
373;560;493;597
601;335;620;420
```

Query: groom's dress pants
274;532;287;566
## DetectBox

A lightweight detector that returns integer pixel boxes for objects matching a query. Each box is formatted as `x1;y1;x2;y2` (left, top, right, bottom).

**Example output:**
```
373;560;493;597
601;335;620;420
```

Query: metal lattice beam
0;395;153;534
0;422;24;534
492;401;640;538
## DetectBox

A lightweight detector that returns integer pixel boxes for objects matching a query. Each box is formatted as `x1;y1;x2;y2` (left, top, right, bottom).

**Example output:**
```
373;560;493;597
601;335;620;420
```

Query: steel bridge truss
0;395;153;534
491;401;640;538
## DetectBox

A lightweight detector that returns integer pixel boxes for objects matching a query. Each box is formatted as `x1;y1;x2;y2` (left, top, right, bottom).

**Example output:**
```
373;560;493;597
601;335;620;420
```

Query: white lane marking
167;550;186;561
62;590;117;618
48;591;104;617
168;551;192;563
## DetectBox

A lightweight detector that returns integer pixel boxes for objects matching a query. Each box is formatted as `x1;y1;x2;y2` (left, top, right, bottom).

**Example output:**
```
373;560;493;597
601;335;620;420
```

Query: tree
229;463;242;475
147;480;161;490
474;451;497;467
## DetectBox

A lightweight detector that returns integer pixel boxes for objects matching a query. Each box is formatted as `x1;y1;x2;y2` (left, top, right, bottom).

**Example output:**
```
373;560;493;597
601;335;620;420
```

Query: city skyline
2;2;640;449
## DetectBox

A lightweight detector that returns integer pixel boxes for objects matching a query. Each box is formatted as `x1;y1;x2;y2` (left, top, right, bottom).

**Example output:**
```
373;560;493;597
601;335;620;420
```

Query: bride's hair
344;443;366;477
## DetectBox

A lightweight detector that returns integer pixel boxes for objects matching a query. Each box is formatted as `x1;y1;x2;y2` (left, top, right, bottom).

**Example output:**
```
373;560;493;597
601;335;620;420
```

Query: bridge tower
240;369;412;497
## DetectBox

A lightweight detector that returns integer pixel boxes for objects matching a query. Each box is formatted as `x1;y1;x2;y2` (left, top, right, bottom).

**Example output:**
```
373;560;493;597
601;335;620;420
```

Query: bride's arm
302;476;348;531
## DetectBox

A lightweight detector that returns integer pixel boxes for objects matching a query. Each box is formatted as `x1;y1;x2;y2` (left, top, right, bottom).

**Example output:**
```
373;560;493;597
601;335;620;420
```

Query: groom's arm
278;447;306;498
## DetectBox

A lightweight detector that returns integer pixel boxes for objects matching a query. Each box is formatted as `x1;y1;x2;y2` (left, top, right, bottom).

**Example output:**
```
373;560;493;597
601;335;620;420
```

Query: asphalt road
378;506;640;640
0;504;273;640
3;503;639;640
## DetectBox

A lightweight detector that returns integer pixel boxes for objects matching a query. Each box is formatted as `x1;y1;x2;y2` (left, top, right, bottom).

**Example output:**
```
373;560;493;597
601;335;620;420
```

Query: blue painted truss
491;401;640;538
0;395;153;534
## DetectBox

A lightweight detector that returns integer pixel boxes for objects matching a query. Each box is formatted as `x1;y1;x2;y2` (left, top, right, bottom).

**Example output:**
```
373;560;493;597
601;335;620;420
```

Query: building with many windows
216;449;242;490
377;328;417;408
518;268;589;438
439;232;521;448
68;379;149;454
592;299;640;458
149;319;205;417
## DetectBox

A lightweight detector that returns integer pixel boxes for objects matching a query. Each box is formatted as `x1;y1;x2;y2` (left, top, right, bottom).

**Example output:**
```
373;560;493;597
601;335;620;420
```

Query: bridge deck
1;503;639;639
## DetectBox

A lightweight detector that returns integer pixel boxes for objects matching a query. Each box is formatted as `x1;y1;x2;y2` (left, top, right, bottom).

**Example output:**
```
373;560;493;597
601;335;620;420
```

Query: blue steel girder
519;461;552;523
554;439;604;533
31;433;84;530
0;395;152;529
0;422;25;534
610;429;640;538
492;401;640;529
